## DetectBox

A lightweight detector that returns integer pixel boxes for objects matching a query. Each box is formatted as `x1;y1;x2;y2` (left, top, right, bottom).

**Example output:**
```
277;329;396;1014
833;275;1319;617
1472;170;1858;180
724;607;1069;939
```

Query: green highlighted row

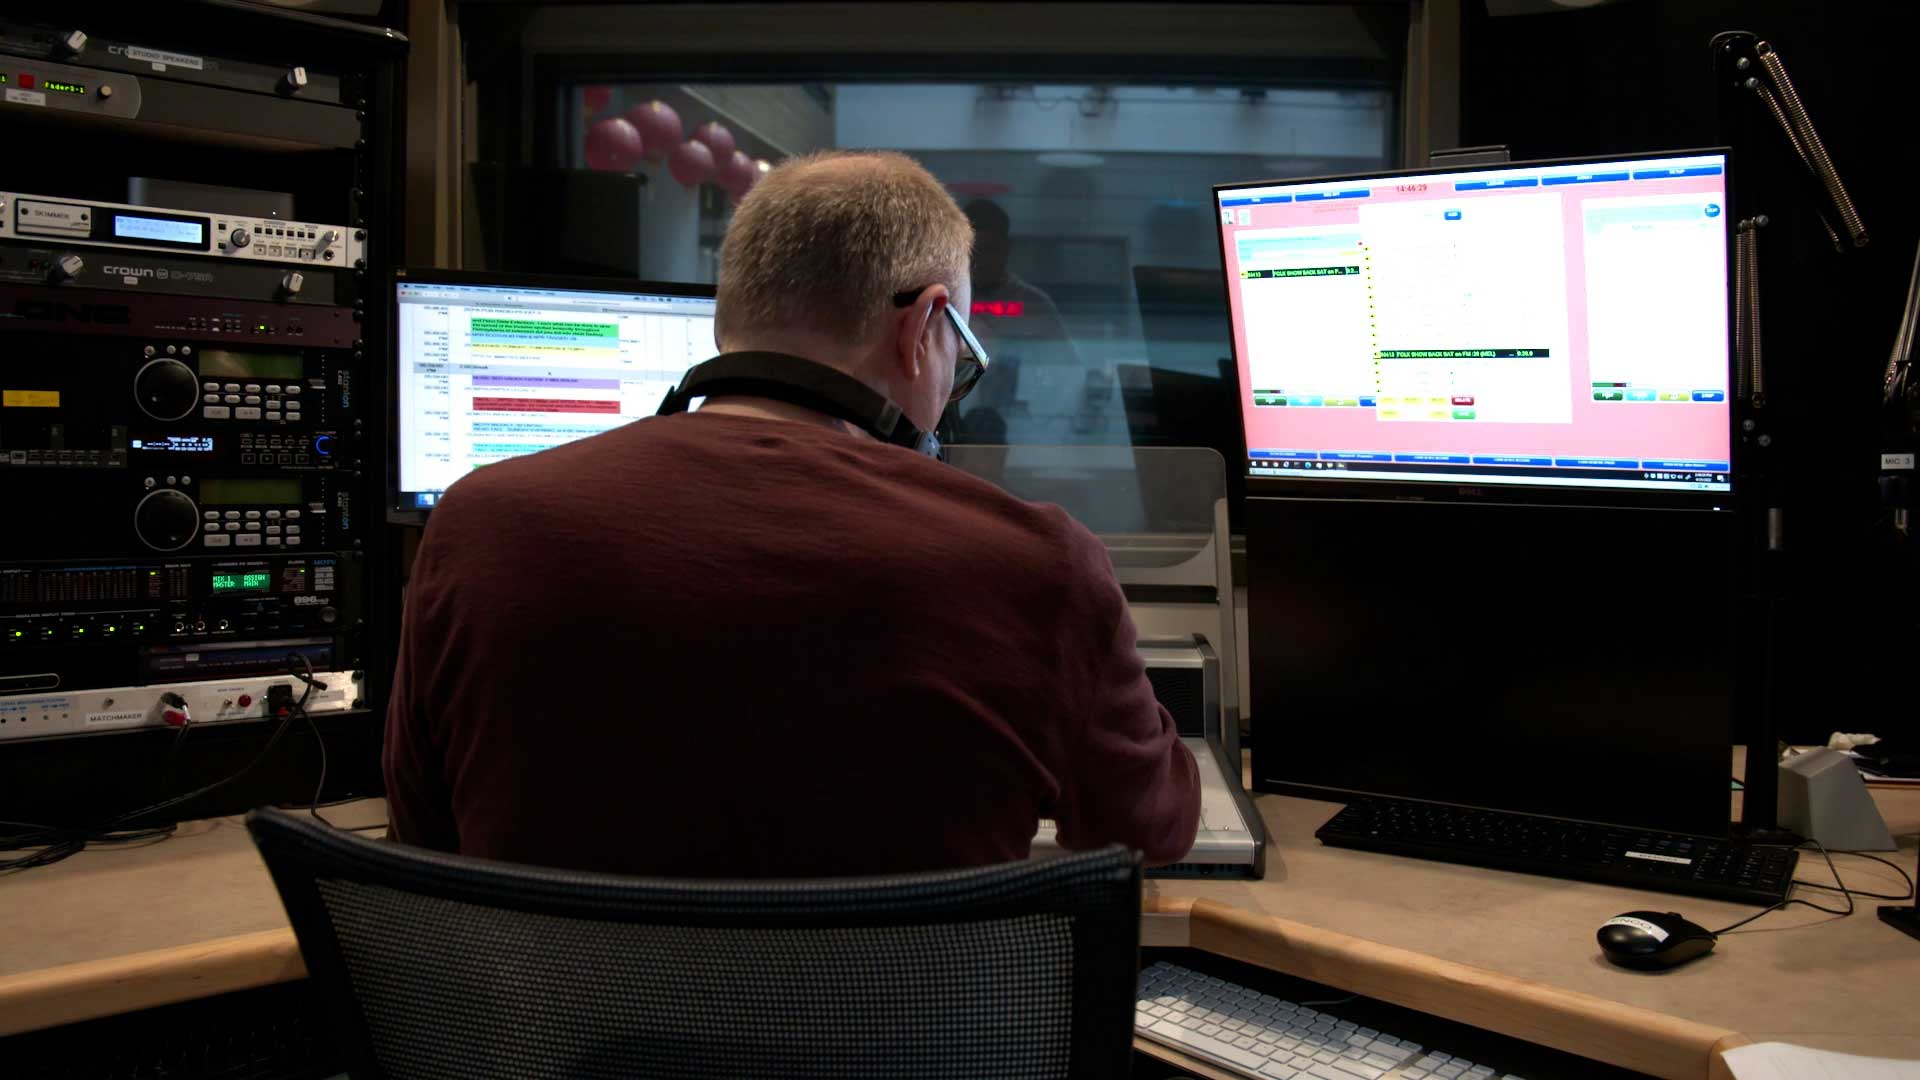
470;318;619;338
1241;266;1361;279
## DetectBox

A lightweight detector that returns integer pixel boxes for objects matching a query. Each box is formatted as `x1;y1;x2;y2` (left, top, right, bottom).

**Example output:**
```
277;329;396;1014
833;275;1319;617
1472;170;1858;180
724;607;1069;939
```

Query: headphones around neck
655;351;943;459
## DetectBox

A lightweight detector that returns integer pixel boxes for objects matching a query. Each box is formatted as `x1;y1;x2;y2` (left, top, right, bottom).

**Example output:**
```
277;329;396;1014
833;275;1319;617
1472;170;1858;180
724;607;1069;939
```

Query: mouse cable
1707;840;1909;935
1790;847;1915;901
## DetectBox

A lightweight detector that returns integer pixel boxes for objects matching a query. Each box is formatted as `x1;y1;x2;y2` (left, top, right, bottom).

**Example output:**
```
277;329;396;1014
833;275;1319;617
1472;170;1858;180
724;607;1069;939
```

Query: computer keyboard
1136;962;1525;1080
1317;797;1797;906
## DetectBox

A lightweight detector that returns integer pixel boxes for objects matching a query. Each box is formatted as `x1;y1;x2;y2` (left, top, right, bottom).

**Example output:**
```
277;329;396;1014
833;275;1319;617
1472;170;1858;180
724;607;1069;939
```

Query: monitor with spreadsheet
391;270;716;518
1214;150;1733;500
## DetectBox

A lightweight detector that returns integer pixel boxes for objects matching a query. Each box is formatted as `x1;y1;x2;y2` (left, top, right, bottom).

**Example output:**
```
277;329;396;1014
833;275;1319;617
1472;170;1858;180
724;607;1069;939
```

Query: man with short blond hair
385;151;1199;877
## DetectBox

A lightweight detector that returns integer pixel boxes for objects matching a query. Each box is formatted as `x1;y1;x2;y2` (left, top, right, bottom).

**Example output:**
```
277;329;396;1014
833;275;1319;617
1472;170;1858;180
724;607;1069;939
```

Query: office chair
247;808;1143;1079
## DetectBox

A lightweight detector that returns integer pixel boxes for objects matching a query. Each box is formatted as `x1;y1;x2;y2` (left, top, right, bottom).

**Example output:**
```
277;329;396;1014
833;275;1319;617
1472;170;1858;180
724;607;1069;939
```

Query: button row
202;407;302;421
205;534;301;548
208;384;302;395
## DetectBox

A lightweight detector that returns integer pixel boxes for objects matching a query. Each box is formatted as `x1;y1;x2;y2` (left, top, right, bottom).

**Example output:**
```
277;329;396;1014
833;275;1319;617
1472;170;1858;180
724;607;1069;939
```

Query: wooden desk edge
1186;899;1745;1080
0;929;306;1038
0;895;1754;1080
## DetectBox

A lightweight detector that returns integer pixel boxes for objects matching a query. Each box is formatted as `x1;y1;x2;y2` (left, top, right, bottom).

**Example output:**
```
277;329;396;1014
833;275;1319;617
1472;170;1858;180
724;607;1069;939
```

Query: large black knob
134;358;199;421
135;489;199;551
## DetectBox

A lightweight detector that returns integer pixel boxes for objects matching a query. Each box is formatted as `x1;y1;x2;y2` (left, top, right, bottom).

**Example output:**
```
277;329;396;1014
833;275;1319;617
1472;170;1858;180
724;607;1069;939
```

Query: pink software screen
1217;152;1731;494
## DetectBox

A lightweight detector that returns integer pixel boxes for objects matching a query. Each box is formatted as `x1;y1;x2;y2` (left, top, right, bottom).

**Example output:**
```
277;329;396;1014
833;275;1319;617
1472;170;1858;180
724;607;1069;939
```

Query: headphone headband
656;351;942;459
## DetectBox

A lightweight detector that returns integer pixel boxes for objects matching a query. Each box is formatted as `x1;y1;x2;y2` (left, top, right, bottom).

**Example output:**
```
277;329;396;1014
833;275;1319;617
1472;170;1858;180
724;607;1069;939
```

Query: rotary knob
134;489;199;551
50;253;84;283
230;227;251;249
134;358;200;421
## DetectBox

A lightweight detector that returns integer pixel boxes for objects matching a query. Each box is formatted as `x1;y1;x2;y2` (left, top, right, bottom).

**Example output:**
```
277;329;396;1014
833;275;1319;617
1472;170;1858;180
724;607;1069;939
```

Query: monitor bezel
387;267;718;526
1212;147;1737;512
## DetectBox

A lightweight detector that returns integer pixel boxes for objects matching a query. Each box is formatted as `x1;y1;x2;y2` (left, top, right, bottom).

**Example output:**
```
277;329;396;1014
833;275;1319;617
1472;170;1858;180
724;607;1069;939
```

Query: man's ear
891;285;948;381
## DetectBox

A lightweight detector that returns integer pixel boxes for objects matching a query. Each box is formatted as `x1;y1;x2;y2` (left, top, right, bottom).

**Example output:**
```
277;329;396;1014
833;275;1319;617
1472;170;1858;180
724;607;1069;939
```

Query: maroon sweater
384;411;1199;876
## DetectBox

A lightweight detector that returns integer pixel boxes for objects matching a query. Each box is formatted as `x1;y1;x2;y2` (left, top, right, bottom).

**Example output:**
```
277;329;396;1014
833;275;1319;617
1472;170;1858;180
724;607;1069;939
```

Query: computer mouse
1596;911;1717;970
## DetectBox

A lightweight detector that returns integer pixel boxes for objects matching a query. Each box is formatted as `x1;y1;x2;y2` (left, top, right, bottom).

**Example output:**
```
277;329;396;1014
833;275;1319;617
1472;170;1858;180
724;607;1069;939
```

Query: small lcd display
131;436;215;453
199;477;302;505
113;214;205;246
197;350;303;379
211;571;273;593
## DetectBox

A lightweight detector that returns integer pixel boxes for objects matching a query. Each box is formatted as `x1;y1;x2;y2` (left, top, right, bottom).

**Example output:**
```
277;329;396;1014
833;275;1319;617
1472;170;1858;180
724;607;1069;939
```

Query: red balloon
583;117;645;172
718;149;756;196
692;121;736;162
668;140;716;187
582;85;612;115
626;101;682;161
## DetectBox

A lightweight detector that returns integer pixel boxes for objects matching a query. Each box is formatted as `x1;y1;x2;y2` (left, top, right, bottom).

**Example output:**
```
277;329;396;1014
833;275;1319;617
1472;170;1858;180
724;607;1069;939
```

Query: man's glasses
893;286;991;402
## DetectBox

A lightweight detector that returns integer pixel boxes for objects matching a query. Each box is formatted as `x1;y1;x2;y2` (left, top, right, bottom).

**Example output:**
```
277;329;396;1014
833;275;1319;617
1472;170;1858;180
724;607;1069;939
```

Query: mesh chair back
247;808;1141;1079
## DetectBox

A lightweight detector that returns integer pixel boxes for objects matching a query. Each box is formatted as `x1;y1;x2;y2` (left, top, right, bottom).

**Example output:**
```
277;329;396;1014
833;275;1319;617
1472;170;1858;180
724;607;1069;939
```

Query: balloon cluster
581;87;771;201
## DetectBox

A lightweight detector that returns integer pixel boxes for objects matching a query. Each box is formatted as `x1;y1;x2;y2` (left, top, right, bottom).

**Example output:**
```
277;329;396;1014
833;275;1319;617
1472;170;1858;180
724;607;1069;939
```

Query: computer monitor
391;269;716;519
1246;496;1737;838
1214;150;1733;503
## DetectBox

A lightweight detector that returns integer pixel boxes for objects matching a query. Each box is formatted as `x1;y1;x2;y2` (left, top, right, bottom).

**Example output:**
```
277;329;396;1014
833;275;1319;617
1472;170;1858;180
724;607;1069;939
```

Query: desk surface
1148;781;1920;1067
2;782;1916;1077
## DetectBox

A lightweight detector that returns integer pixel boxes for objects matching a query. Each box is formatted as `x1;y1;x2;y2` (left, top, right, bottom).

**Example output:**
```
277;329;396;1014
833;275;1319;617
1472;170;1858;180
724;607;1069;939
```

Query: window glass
553;80;1393;458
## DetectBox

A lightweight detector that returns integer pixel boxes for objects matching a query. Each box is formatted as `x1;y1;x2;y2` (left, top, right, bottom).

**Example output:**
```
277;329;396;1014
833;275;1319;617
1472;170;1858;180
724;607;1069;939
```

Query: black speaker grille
1146;667;1204;736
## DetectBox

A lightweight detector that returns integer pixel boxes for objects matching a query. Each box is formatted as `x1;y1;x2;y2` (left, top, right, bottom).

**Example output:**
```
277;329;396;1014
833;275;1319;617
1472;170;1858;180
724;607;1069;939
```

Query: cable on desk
0;654;335;873
1789;848;1915;902
1708;840;1912;935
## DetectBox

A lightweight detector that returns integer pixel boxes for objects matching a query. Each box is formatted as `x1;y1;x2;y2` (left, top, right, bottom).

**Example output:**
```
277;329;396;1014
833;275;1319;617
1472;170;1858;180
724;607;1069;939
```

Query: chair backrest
247;808;1142;1079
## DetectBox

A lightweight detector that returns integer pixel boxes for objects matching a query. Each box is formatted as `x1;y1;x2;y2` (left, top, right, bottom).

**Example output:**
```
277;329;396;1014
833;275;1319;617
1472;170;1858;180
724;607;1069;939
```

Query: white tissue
1828;732;1882;752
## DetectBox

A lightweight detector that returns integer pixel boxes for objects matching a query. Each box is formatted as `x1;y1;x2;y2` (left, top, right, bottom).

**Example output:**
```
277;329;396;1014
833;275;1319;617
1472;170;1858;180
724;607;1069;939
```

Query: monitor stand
1881;903;1920;944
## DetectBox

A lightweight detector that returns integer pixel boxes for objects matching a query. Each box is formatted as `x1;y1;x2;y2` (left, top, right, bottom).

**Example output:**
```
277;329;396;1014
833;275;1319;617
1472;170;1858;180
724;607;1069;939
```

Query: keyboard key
1137;1009;1156;1026
1402;1071;1430;1079
1147;1021;1272;1072
1201;1024;1224;1037
1436;1067;1466;1079
1235;1036;1260;1050
1315;1050;1340;1064
1368;1041;1414;1060
1333;1061;1385;1080
1468;1068;1494;1077
1307;1064;1353;1080
1259;1064;1300;1079
1362;1054;1400;1069
1358;1028;1380;1039
1346;1034;1373;1048
1178;1017;1205;1031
